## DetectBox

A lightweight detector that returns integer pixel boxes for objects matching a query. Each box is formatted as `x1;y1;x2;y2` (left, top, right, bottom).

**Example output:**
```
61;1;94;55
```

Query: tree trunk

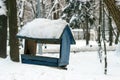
103;0;120;32
98;0;102;44
8;0;19;62
86;15;90;45
115;31;119;44
0;15;7;58
102;3;107;75
52;0;60;19
98;0;103;63
108;14;113;46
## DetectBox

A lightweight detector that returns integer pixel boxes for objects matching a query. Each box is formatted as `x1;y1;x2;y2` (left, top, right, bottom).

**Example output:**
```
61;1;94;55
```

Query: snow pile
17;18;68;39
0;0;7;15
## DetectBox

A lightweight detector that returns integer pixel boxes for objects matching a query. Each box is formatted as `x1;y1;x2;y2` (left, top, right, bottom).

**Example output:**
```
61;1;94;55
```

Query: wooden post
24;39;37;56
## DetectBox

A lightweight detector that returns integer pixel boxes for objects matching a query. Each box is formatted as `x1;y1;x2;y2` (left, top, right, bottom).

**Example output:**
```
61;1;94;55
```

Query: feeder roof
17;18;68;39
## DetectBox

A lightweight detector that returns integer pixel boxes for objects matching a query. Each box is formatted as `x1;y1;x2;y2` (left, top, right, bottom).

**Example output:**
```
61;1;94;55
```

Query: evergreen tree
61;0;95;28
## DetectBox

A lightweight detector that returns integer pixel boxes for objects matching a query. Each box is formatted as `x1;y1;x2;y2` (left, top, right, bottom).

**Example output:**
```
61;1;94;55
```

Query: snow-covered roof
0;0;7;15
17;18;68;39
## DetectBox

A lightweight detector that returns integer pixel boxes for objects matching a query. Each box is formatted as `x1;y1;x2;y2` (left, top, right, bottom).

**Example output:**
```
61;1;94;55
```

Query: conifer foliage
61;0;95;28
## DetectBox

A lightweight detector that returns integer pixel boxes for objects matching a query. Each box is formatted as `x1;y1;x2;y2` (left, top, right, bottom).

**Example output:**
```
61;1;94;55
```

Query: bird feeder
17;18;76;68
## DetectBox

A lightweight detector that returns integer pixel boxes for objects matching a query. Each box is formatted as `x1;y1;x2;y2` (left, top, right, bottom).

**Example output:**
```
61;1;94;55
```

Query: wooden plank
59;29;70;66
21;54;59;67
17;36;61;44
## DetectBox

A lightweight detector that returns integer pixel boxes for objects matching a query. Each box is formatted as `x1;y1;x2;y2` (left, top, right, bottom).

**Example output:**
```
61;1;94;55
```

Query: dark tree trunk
86;16;90;45
98;0;102;45
115;31;119;44
108;14;113;46
8;0;19;62
0;15;7;58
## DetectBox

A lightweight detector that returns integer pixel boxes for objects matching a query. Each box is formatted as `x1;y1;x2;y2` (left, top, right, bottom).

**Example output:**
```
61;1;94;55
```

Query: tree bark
8;0;19;62
0;15;7;58
115;31;119;44
108;14;113;46
103;0;120;32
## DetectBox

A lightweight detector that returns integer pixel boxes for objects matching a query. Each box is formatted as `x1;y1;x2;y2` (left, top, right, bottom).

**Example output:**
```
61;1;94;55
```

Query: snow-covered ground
0;40;120;80
0;51;120;80
42;40;116;53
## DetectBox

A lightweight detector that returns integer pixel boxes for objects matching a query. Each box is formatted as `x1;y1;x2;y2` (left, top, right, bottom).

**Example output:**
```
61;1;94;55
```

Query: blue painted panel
58;28;71;66
65;25;76;44
21;54;59;67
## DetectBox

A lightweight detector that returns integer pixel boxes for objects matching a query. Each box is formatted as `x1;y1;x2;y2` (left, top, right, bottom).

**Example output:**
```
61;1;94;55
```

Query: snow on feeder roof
17;18;75;44
17;18;68;39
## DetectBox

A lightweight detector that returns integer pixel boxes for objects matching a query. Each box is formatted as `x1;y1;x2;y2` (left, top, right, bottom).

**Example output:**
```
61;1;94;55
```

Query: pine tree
61;0;95;28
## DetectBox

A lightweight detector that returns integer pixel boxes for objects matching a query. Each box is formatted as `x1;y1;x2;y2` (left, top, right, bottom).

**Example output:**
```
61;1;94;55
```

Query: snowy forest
0;0;120;80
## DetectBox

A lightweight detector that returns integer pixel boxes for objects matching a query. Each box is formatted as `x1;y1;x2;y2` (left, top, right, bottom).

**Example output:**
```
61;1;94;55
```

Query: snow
70;15;77;24
42;40;116;53
0;51;120;80
17;18;68;39
18;0;25;18
0;40;120;80
115;42;120;56
0;0;7;15
115;42;120;65
78;0;90;2
116;0;120;6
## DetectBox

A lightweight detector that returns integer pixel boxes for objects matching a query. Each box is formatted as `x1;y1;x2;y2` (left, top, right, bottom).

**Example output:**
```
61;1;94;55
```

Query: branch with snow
18;0;25;18
0;0;7;16
47;0;59;19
